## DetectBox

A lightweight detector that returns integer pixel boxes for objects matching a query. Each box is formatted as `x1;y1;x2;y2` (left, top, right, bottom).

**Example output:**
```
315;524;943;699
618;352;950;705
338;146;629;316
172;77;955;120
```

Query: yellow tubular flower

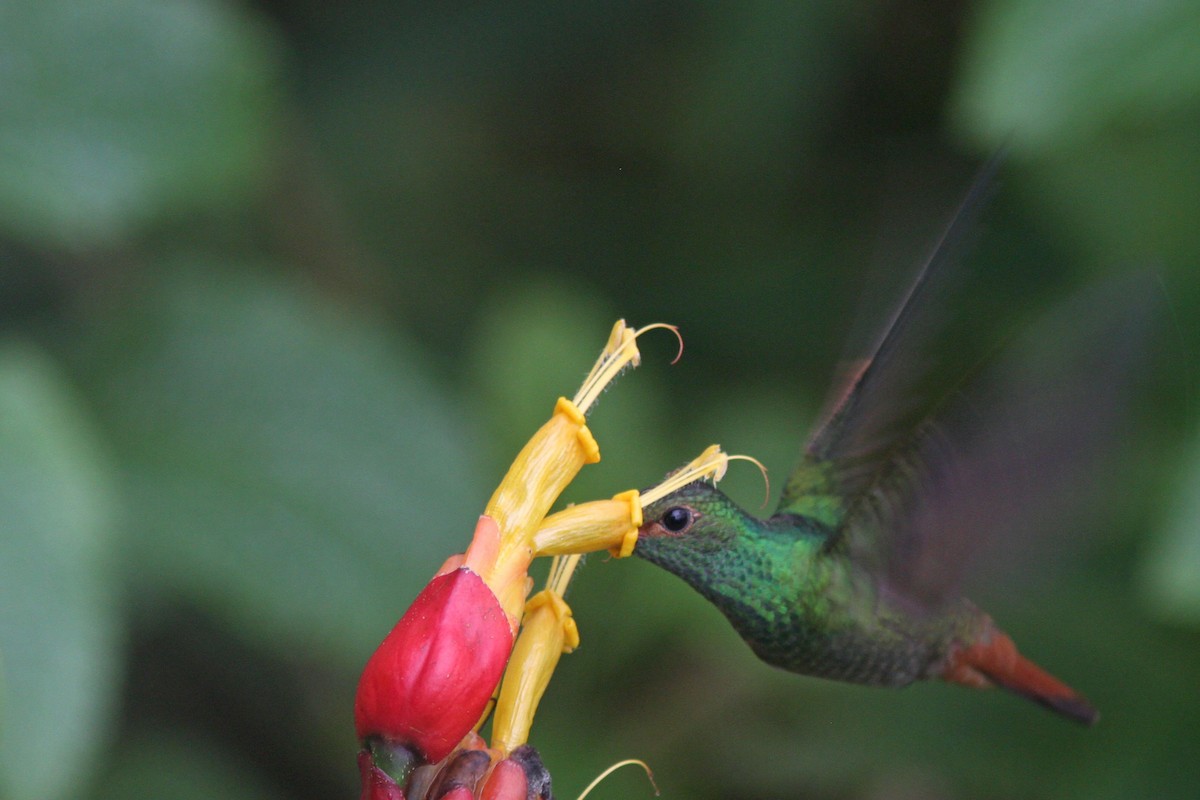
357;319;688;796
464;321;674;631
490;555;581;755
488;447;767;755
531;490;642;558
476;397;597;629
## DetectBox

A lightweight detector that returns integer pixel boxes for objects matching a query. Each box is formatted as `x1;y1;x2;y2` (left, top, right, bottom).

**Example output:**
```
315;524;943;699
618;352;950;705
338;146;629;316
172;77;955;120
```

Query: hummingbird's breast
708;537;981;687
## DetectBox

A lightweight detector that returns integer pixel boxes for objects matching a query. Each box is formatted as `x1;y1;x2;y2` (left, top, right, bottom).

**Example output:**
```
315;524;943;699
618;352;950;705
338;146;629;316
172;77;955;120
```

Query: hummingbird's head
634;480;754;587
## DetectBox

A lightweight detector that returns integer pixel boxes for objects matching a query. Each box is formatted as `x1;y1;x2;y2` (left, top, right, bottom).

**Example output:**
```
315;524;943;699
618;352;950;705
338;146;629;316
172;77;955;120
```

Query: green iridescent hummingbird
634;166;1149;726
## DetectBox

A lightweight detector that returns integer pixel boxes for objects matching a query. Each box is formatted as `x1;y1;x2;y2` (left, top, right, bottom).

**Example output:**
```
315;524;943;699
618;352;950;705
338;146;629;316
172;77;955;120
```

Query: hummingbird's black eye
661;506;693;533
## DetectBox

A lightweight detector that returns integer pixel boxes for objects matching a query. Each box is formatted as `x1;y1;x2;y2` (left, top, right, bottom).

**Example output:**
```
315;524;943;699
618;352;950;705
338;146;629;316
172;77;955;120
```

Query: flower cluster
355;321;753;800
358;734;553;800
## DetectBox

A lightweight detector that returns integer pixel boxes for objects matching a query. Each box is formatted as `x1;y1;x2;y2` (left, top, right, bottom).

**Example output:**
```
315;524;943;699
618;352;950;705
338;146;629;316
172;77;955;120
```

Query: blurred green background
2;1;1199;798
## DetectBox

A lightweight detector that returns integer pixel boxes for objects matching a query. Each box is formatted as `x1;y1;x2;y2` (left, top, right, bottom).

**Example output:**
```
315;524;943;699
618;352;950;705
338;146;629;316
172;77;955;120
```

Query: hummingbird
634;164;1149;726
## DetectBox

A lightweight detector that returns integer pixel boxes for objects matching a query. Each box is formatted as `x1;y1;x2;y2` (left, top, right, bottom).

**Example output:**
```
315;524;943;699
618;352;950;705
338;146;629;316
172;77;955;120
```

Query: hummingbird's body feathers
637;482;1098;724
633;156;1130;726
638;485;986;689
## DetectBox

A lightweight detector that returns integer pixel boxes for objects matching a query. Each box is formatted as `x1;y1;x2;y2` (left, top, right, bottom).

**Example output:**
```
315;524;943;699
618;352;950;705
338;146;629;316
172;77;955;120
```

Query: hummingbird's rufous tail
942;627;1099;725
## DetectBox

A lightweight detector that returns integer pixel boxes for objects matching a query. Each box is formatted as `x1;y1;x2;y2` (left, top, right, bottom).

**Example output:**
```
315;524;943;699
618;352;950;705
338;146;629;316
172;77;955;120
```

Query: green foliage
92;731;285;800
1142;435;1200;626
0;0;280;248
953;0;1200;152
953;0;1200;270
79;267;486;658
0;344;121;800
0;1;1197;799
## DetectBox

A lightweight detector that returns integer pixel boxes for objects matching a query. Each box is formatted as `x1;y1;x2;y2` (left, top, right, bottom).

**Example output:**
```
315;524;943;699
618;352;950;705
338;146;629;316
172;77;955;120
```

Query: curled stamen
638;445;758;506
573;321;680;413
727;453;771;509
639;444;724;506
640;448;769;508
634;322;684;365
576;759;659;800
573;321;637;414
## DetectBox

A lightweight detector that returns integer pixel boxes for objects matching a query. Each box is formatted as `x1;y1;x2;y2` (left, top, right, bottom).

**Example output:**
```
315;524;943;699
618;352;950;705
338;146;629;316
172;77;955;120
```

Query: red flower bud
481;746;552;800
355;568;514;765
479;760;527;800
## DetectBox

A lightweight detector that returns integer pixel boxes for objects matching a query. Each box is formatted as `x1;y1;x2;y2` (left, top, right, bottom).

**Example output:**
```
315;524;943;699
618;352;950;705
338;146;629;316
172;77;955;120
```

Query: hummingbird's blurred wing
775;157;1000;531
776;154;1156;609
856;276;1157;608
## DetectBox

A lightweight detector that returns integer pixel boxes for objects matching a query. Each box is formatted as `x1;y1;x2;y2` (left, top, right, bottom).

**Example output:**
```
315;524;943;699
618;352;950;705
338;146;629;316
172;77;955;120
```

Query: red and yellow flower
354;321;753;799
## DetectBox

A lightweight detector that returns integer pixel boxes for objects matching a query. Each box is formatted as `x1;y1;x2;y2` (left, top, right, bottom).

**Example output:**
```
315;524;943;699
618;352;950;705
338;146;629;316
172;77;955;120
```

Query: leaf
81;264;487;662
1018;126;1200;269
0;342;122;800
0;0;280;248
952;0;1200;152
1141;431;1200;625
